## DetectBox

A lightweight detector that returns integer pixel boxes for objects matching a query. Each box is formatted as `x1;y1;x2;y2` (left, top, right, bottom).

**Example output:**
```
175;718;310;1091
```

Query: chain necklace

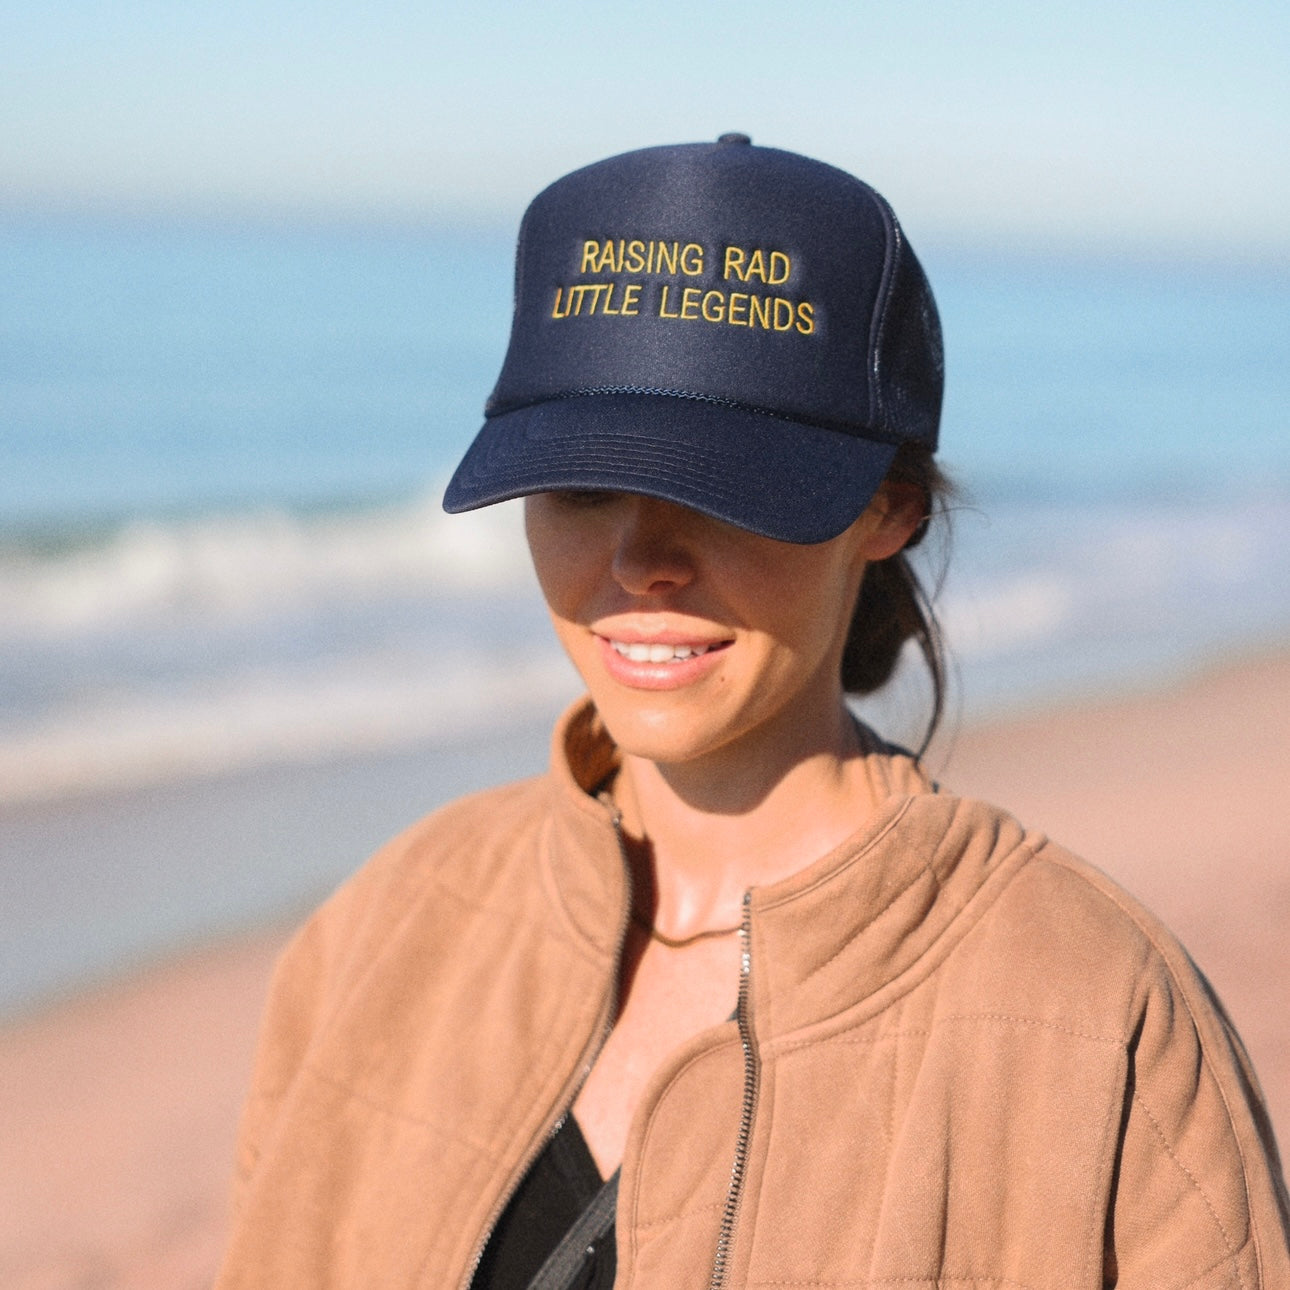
630;907;742;949
603;783;742;949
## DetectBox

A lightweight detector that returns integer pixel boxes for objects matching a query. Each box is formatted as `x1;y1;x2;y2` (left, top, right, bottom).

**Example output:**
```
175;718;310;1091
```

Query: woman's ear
856;482;928;561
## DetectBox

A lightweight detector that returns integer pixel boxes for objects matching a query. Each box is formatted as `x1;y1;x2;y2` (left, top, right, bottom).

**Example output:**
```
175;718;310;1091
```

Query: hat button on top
717;132;752;145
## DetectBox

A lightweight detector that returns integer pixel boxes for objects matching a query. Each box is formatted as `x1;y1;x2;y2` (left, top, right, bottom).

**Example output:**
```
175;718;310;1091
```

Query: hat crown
487;138;942;449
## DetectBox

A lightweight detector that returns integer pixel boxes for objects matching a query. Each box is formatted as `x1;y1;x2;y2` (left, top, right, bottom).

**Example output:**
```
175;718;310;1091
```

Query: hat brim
442;394;898;545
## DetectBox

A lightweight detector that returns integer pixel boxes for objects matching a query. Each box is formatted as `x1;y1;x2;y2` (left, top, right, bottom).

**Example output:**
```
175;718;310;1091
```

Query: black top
471;1115;617;1290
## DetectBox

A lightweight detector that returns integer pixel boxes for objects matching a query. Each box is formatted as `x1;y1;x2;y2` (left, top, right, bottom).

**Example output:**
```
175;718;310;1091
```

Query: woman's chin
589;694;735;769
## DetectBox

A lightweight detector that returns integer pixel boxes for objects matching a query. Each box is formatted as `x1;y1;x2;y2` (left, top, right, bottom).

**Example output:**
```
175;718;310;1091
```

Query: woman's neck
611;699;883;938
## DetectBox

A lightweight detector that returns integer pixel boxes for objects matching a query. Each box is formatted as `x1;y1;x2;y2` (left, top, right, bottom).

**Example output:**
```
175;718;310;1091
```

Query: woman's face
525;488;921;769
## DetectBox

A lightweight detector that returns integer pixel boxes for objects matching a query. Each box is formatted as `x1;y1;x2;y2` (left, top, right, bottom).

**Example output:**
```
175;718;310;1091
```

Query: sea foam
0;494;582;803
3;486;1289;804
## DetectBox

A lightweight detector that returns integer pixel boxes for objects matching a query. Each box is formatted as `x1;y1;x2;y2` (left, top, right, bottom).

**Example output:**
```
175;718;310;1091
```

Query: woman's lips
595;633;732;689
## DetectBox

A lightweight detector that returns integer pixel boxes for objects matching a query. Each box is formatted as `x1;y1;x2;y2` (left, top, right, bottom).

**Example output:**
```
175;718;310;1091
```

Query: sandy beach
2;651;1287;1289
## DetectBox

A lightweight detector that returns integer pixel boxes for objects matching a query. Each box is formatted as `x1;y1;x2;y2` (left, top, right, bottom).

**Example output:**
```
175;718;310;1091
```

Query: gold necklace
603;788;743;949
630;908;741;948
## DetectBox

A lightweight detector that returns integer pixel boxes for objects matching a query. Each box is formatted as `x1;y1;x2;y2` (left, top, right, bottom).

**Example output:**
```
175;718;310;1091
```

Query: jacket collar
541;699;629;959
542;698;1029;1039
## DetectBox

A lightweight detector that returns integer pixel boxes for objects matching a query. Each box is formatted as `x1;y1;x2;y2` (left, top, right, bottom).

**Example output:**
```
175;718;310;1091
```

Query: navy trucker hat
442;133;943;544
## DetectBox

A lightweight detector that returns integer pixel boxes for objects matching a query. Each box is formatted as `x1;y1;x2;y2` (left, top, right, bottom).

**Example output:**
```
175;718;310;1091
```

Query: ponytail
841;444;954;753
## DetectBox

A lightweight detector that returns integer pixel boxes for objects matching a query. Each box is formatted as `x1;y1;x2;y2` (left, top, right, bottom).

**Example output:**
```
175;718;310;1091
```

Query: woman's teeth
611;640;713;664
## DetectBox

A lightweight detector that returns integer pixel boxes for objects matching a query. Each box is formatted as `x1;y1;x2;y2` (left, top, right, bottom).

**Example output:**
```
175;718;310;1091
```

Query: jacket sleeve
1106;941;1290;1287
226;833;410;1219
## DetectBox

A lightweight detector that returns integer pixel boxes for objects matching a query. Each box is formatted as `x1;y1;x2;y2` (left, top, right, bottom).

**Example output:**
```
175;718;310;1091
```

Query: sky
2;0;1288;258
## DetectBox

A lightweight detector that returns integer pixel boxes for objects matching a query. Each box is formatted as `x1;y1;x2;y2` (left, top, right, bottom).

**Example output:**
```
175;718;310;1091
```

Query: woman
217;137;1289;1288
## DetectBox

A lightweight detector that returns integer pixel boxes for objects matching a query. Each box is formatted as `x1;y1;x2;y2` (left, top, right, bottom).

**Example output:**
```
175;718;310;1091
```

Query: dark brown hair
840;443;955;752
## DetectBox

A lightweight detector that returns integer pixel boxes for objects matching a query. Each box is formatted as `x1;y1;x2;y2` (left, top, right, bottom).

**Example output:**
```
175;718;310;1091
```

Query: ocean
3;214;1289;1015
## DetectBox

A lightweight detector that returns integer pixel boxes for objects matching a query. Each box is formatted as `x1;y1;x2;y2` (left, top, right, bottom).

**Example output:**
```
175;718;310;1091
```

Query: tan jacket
217;700;1290;1288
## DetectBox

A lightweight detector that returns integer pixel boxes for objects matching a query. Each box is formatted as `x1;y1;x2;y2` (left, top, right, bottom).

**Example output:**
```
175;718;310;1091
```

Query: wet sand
2;651;1287;1288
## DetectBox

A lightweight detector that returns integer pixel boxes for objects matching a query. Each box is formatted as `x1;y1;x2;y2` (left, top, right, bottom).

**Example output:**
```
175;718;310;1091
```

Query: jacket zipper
457;804;631;1290
708;889;759;1290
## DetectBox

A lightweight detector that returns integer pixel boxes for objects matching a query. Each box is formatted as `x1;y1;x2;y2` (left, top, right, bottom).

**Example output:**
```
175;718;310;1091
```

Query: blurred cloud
2;0;1287;255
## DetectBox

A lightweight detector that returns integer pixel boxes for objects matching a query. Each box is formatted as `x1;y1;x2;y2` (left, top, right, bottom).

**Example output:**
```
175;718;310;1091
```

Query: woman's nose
610;497;697;596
